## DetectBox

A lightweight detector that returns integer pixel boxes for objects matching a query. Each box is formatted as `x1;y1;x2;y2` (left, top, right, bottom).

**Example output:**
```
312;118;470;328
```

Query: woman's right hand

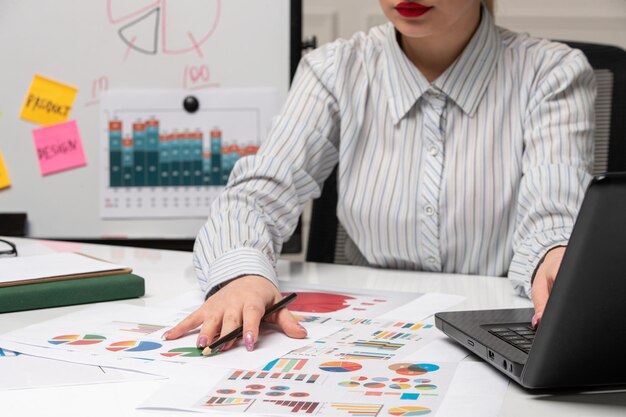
162;275;307;352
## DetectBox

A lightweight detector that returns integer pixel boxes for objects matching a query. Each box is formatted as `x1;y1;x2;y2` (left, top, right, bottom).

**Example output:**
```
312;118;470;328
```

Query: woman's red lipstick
396;2;433;18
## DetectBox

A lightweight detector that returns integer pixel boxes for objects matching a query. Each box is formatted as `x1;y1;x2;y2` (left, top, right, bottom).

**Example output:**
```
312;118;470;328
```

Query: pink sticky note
32;120;87;176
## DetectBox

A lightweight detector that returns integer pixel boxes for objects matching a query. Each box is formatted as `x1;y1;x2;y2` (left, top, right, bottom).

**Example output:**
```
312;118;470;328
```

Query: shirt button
428;145;438;156
429;88;439;97
425;205;435;216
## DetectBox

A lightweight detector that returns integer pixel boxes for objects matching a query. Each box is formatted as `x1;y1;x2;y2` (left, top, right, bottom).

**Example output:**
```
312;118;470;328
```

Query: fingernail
297;324;308;335
197;335;208;349
244;331;255;352
161;330;170;341
531;313;539;328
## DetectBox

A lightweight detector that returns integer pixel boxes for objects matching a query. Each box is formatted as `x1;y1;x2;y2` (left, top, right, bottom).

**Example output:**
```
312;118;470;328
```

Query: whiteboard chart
106;0;222;56
100;89;279;218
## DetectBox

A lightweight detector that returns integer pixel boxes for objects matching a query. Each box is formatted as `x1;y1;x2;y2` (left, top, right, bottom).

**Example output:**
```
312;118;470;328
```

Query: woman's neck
400;7;482;82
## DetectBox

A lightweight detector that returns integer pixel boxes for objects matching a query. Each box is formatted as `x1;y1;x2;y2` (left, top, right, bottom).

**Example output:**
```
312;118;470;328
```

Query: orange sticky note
20;75;78;126
32;120;87;176
0;150;11;189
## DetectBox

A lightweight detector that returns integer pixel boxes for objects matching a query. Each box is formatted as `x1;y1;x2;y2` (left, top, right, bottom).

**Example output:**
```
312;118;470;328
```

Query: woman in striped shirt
164;0;595;352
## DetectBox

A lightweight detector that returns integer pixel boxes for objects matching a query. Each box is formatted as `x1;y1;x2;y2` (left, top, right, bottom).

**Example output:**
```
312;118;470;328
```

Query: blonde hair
483;0;494;15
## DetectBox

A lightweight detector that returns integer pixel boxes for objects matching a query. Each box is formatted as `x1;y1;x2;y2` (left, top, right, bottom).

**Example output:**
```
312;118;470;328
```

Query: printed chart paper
20;74;77;126
139;285;485;416
140;360;508;417
32;120;87;176
0;351;160;391
279;283;426;319
0;304;340;377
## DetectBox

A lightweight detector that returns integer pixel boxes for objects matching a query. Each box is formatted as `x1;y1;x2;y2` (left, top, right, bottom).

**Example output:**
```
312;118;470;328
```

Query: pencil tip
202;346;222;356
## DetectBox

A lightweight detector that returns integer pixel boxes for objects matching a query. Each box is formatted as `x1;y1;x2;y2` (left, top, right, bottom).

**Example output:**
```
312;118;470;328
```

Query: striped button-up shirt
194;9;595;298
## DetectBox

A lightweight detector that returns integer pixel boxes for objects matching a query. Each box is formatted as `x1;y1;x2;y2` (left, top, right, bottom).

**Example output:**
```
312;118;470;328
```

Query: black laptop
435;174;626;389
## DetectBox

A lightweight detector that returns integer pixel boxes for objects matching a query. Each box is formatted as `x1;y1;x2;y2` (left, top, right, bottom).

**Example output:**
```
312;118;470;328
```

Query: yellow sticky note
20;75;78;126
0;150;11;189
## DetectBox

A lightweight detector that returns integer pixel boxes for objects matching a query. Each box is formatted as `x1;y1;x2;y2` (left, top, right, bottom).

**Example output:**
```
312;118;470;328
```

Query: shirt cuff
508;228;571;299
199;247;279;298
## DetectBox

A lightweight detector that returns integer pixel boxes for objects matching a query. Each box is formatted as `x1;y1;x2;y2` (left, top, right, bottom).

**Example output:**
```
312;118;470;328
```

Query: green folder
0;273;145;314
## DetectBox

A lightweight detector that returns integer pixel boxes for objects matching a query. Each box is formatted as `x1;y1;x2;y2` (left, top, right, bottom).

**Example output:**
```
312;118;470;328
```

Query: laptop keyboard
487;325;536;353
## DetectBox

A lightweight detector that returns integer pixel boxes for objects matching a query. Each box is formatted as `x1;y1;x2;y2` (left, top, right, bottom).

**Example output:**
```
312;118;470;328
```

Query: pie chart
160;347;203;357
107;0;221;55
106;340;162;352
414;384;437;391
388;363;440;376
319;361;362;372
285;292;356;313
388;406;431;416
48;334;106;346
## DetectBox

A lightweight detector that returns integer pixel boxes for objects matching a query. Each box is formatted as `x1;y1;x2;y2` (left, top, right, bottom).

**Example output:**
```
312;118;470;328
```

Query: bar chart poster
100;89;278;218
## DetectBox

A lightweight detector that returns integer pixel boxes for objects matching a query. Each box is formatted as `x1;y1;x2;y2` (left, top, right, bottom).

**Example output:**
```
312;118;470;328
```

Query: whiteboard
0;0;292;239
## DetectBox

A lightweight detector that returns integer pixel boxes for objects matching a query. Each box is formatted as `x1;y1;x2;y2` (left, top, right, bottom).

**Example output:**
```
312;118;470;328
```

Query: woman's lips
396;2;433;18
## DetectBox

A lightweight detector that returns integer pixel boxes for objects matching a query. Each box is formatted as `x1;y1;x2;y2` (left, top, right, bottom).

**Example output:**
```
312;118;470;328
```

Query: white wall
303;0;626;49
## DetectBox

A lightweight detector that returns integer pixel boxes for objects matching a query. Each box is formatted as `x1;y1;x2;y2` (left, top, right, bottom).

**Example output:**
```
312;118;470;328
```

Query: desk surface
1;238;625;416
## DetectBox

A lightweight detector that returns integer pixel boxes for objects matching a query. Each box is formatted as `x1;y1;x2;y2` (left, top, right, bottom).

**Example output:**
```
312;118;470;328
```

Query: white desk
1;238;625;416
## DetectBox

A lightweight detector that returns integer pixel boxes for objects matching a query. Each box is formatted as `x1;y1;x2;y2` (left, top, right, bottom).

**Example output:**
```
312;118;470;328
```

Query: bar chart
100;89;278;218
108;118;258;188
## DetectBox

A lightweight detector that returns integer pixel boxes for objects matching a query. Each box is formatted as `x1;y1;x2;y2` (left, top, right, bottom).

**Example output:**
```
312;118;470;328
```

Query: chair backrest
562;41;626;174
306;41;626;265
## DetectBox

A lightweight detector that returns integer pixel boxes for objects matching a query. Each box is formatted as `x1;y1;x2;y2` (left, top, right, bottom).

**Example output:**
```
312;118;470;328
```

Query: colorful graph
351;340;405;351
371;331;423;341
262;358;308;372
116;322;167;335
227;369;320;384
216;389;237;394
389;323;433;331
387;406;431;416
338;351;395;360
109;120;257;188
328;403;383;416
203;396;253;409
0;348;20;357
263;399;320;414
319;361;363;373
388;363;440;376
160;347;203;357
289;341;338;357
414;384;437;391
213;383;316;400
228;369;320;384
48;334;106;346
293;315;332;324
338;375;435;400
340;318;380;326
106;340;162;352
286;292;356;313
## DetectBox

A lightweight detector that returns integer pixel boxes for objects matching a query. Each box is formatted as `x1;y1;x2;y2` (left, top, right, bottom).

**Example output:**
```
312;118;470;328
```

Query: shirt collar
383;6;501;123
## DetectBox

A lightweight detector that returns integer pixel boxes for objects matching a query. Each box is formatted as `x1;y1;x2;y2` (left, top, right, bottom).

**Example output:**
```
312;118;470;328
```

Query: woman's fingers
241;300;266;351
162;308;204;340
162;275;302;352
274;307;308;339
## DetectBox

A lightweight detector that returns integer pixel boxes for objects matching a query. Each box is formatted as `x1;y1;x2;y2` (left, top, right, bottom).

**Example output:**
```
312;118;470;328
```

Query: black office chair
306;41;626;264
